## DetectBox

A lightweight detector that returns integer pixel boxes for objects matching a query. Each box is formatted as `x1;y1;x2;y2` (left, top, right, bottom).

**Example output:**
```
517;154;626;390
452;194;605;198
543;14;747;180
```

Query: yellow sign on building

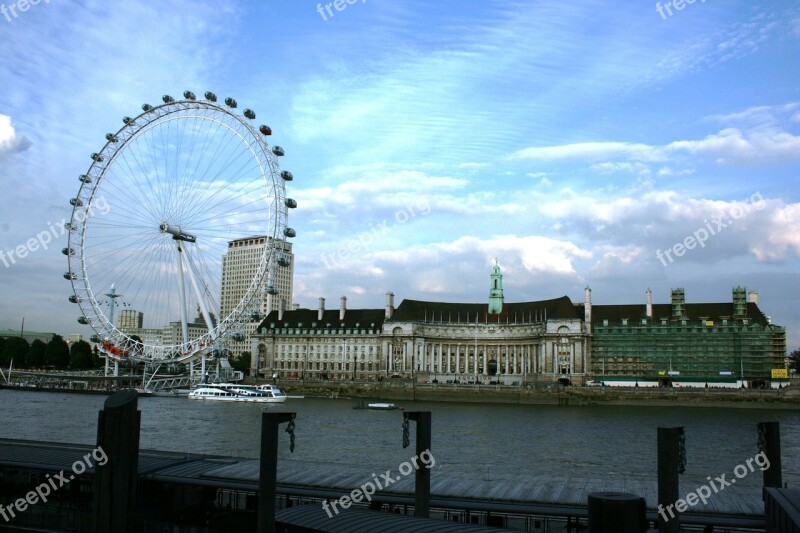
771;368;788;379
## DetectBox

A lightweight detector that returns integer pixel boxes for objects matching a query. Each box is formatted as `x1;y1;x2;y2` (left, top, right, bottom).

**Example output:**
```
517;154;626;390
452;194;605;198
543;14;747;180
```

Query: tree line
0;335;101;370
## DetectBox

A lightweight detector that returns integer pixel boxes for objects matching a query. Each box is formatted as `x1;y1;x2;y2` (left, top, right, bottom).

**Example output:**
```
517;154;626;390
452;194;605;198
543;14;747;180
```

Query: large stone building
252;267;787;387
220;236;294;357
588;287;786;387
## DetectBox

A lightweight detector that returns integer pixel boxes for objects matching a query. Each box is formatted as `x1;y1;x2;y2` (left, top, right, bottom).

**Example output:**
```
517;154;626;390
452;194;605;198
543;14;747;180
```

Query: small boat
353;401;402;410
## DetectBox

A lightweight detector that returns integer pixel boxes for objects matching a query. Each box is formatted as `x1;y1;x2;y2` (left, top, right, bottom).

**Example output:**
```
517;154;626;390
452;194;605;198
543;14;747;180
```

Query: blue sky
1;0;799;348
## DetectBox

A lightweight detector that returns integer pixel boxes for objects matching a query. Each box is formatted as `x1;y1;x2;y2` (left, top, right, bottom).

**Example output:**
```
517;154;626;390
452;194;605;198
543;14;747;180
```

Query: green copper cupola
488;260;504;314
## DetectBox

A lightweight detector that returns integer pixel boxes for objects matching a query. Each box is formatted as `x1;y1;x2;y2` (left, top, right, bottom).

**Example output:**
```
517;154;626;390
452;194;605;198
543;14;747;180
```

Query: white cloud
591;162;652;177
510;117;800;167
0;115;31;160
666;127;800;165
510;141;664;163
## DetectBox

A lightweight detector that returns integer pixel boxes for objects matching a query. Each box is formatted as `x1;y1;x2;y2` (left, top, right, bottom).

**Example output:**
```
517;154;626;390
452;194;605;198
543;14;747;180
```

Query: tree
25;339;47;368
0;337;29;367
91;344;103;368
69;340;94;369
788;349;800;373
231;351;252;374
44;335;70;369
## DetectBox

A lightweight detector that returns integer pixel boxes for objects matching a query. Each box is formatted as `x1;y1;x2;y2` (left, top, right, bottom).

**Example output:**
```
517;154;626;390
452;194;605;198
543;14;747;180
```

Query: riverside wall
258;379;800;409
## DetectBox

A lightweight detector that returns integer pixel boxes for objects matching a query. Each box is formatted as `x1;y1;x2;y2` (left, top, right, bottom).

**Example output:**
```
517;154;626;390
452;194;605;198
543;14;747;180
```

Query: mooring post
758;421;782;493
258;411;296;533
405;411;432;518
93;389;141;533
657;427;683;533
587;492;646;533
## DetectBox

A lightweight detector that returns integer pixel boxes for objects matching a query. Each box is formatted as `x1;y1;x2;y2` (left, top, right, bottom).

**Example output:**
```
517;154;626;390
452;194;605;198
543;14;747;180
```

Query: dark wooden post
587;492;646;533
406;411;431;518
657;427;683;533
758;422;782;491
93;389;141;533
258;412;296;533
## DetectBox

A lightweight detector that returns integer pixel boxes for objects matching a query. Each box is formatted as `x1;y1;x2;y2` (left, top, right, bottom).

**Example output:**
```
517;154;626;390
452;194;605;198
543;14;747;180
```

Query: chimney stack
318;297;325;321
646;288;653;319
748;290;759;305
385;292;395;320
339;296;347;321
584;287;592;324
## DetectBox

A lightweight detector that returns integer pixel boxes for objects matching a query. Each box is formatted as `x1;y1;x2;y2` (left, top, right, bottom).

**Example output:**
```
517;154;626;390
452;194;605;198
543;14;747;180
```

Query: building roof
258;308;386;330
586;302;771;325
392;296;581;323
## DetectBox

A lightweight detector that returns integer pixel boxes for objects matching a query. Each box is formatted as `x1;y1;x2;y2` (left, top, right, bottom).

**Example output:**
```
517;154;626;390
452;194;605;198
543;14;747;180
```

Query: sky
1;0;799;349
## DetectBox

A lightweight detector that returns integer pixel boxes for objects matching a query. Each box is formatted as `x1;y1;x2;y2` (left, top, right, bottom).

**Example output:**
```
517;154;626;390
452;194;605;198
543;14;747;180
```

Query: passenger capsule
122;116;133;124
63;222;73;231
272;146;284;157
64;272;76;280
277;255;291;267
70;198;83;207
283;227;296;238
77;316;89;325
243;109;256;120
204;91;217;102
284;198;297;208
142;103;153;112
91;153;103;162
280;170;293;181
266;285;279;295
79;174;91;183
105;133;118;142
184;90;197;100
230;332;245;342
90;335;102;343
224;97;237;108
68;295;79;303
162;95;174;103
259;125;272;136
62;247;74;256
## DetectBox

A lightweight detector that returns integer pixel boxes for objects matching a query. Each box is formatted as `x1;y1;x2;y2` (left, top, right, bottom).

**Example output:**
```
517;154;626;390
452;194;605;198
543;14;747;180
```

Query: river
0;390;797;490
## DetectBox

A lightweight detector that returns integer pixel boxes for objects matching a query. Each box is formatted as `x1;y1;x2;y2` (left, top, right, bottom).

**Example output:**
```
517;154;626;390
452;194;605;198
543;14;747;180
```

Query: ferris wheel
64;91;296;364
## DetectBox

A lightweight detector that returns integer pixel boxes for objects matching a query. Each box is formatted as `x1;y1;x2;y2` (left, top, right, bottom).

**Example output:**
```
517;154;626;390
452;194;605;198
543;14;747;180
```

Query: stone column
446;344;451;374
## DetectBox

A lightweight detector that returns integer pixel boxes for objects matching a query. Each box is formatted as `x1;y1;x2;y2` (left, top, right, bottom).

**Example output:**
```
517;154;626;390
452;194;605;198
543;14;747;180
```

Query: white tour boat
188;383;288;403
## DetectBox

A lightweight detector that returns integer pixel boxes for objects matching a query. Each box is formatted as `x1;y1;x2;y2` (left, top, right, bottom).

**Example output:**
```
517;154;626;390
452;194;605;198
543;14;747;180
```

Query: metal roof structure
0;438;765;529
276;505;503;532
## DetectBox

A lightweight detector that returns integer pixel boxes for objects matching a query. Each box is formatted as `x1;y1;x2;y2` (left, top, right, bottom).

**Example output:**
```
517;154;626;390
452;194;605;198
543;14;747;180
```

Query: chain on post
402;412;410;449
677;428;686;474
285;414;296;453
757;423;767;454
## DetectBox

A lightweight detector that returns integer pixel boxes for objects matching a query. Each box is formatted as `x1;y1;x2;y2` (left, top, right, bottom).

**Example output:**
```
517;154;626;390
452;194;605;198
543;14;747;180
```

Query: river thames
0;390;797;492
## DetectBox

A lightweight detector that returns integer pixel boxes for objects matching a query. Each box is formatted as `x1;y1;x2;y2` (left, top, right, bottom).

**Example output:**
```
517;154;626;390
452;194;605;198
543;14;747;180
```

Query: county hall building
251;265;786;388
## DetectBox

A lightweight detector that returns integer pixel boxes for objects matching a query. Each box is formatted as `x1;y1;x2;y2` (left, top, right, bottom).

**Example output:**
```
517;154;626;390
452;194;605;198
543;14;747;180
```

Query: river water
0;390;797;490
